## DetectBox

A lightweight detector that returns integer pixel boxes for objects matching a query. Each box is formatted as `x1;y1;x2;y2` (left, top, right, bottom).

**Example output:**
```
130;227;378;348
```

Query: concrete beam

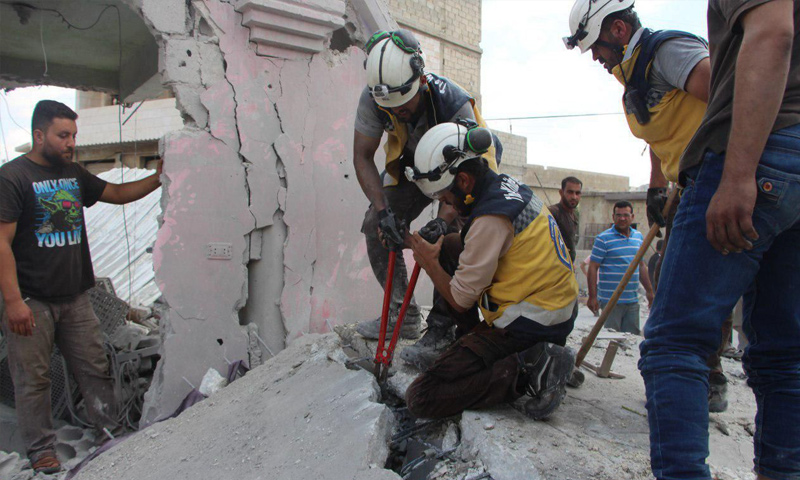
0;56;117;93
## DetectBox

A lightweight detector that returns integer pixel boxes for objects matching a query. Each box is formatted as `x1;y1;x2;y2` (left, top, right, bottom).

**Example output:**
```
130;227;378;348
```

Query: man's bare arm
353;131;387;211
100;162;162;205
684;57;711;103
587;261;601;314
0;222;34;336
649;149;669;189
639;260;655;306
706;0;794;253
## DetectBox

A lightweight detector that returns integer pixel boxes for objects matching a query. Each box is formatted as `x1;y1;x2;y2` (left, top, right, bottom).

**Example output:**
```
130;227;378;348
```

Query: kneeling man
403;122;578;420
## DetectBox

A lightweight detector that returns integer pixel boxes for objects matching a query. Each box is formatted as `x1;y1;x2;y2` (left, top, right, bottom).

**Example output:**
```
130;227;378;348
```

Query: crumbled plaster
139;0;393;422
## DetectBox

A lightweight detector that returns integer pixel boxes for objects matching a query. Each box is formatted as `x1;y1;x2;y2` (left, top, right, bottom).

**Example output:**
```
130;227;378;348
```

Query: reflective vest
377;73;498;186
612;29;707;183
463;172;577;328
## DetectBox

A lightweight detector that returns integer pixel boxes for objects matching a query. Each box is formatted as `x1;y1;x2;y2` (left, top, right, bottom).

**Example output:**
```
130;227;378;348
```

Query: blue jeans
639;124;800;480
601;300;640;335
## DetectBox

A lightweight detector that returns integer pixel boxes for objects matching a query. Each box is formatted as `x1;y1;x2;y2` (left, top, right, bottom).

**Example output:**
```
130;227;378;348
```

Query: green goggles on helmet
365;29;421;55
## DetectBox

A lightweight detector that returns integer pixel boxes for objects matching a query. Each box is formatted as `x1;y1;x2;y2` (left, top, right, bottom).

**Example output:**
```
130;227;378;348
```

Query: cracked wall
132;0;394;422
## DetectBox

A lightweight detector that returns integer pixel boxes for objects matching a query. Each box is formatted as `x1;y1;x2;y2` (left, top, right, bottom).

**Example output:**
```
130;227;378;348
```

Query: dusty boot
518;343;575;420
708;372;729;413
356;310;422;341
399;313;456;370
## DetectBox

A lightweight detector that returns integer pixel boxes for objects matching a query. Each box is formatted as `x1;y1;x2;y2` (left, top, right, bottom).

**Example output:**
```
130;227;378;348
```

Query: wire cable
39;10;48;77
105;3;135;305
484;112;623;121
0;92;30;132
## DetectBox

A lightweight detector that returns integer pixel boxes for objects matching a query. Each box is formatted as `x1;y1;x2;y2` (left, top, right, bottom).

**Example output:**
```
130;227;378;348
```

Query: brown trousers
405;233;574;419
1;293;119;461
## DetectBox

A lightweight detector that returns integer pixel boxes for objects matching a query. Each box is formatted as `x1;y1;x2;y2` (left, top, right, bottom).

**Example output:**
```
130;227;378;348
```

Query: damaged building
0;0;520;430
0;1;762;479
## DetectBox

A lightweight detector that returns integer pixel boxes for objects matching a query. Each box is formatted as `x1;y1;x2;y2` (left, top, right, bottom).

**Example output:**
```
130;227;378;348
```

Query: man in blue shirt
587;201;654;334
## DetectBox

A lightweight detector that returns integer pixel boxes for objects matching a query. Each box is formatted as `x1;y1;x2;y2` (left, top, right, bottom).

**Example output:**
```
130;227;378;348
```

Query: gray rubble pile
73;334;400;480
339;307;759;480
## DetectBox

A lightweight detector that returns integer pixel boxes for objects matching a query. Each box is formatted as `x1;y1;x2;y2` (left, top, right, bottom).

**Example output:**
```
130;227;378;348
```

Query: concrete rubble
72;334;400;480
0;405;101;480
341;307;758;480
0;308;760;480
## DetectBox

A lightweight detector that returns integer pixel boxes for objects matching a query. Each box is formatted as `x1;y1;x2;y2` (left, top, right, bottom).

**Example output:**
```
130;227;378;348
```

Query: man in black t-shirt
0;100;162;474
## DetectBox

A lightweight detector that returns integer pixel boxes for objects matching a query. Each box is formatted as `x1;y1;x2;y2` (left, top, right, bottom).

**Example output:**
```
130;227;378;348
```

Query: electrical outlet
206;242;232;260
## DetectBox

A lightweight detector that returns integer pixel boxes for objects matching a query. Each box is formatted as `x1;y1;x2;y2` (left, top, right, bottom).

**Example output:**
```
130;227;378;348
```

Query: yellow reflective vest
464;173;577;328
612;33;707;183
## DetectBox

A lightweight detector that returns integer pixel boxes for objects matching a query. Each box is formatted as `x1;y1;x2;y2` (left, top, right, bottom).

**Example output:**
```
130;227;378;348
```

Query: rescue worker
352;29;500;368
403;122;577;420
564;0;730;412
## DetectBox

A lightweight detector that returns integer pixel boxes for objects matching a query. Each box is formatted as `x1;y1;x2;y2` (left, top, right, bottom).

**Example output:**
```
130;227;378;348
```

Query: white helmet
365;30;425;108
564;0;635;53
406;122;493;198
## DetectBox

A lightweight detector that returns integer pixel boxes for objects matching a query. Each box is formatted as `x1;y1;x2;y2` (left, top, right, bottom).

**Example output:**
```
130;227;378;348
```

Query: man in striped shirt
587;201;654;334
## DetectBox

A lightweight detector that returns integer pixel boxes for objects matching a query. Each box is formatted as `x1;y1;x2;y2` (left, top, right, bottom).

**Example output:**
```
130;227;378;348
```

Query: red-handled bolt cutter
373;251;422;384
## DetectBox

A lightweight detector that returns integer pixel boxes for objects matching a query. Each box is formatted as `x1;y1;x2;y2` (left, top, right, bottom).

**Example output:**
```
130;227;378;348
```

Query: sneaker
518;343;575;420
356;312;421;341
31;453;62;474
709;372;729;413
399;318;456;370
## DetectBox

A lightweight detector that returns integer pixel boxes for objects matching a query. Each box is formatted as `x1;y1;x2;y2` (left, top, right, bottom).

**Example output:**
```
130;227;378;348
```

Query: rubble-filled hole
329;27;357;53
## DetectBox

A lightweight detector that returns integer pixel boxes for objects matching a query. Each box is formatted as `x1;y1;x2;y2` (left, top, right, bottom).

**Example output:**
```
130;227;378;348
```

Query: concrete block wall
494;131;526;168
385;0;482;106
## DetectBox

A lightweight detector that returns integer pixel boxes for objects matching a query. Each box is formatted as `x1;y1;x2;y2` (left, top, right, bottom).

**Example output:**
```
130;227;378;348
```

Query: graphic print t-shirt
0;156;107;301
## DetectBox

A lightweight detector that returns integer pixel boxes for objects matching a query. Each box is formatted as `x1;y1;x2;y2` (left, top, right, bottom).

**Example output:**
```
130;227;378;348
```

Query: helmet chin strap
593;38;624;56
449;182;476;215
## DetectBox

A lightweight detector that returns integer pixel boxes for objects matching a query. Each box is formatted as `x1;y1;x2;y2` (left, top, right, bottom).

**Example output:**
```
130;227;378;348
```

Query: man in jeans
587;201;654;335
638;1;800;478
0;101;162;473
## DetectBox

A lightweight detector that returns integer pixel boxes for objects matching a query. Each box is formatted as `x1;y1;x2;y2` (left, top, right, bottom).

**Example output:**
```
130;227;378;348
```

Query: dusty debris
72;334;399;480
339;306;758;479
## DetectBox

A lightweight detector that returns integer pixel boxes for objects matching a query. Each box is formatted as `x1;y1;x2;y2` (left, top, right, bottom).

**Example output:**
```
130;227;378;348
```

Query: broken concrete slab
338;306;759;480
74;334;401;480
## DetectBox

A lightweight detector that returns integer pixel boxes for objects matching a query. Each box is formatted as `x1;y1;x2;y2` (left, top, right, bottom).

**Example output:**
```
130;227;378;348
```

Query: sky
0;0;709;187
481;0;708;187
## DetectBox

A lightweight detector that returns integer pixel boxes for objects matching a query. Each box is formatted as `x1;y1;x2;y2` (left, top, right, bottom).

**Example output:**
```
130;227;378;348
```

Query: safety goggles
370;79;417;100
365;30;421;55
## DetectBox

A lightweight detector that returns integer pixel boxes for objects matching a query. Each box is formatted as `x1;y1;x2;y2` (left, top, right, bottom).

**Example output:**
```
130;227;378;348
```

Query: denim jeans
601;300;640;335
639;124;800;480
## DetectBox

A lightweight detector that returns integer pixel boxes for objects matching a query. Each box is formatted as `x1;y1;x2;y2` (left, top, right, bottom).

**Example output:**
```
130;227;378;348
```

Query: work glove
378;208;406;250
419;217;448;244
646;187;668;237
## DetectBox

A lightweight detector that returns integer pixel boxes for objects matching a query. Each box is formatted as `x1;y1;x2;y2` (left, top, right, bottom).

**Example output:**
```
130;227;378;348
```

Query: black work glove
419;217;448;244
378;208;406;250
646;187;668;236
